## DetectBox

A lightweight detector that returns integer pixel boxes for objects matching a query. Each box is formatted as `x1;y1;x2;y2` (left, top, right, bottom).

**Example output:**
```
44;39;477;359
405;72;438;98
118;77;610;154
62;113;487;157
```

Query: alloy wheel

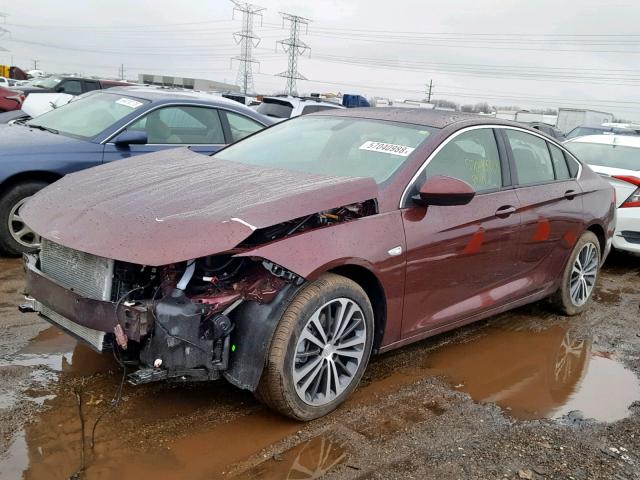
8;196;40;248
569;242;598;307
292;298;367;406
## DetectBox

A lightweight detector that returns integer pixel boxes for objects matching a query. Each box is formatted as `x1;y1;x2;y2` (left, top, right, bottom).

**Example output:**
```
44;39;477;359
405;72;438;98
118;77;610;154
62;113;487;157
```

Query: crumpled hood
22;148;378;266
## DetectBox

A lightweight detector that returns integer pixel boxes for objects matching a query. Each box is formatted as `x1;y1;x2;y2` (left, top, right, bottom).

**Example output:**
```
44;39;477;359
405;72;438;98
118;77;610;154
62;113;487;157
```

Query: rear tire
550;231;600;316
256;273;374;421
0;180;48;255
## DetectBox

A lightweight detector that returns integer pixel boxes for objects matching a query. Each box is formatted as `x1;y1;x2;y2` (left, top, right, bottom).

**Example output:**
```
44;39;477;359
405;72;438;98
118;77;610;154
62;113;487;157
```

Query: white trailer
556;108;614;134
515;111;545;123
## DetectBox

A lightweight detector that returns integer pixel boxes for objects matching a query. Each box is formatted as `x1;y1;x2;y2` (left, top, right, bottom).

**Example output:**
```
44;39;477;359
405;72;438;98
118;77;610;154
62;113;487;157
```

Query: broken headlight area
240;200;378;246
120;256;302;385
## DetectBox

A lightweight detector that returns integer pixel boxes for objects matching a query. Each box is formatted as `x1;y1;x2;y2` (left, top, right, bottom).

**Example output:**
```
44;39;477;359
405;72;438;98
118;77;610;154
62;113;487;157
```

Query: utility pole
426;80;433;103
231;0;265;95
277;12;310;96
119;64;125;80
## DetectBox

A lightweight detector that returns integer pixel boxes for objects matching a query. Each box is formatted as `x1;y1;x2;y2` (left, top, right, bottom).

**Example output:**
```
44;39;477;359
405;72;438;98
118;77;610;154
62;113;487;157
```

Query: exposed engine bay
23;201;377;387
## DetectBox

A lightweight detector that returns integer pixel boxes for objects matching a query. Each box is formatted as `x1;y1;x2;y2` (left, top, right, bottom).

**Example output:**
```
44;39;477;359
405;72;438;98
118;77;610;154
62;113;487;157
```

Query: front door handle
564;189;577;200
495;205;517;218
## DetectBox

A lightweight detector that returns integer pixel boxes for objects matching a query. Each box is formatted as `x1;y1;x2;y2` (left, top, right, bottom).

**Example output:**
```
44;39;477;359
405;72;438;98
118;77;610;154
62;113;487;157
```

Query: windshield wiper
28;124;59;134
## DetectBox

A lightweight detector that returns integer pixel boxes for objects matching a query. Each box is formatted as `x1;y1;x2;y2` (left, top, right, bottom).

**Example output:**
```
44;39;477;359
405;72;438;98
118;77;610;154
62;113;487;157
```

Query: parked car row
9;101;620;421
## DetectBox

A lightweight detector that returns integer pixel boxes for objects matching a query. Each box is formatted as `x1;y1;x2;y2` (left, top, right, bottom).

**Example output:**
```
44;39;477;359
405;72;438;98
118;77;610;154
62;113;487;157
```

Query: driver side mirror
413;175;476;206
113;130;148;147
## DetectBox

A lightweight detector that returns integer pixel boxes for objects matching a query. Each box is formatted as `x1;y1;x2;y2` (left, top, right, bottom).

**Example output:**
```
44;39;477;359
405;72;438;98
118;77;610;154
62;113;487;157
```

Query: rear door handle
564;189;577;200
495;205;517;218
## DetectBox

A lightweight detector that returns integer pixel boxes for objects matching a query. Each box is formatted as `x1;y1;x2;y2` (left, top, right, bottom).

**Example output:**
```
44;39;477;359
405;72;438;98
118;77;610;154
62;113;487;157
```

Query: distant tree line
431;99;558;115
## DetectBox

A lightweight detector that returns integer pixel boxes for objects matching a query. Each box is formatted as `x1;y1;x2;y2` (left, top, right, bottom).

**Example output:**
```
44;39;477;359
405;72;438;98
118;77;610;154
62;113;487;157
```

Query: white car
0;76;16;88
566;135;640;254
256;95;344;119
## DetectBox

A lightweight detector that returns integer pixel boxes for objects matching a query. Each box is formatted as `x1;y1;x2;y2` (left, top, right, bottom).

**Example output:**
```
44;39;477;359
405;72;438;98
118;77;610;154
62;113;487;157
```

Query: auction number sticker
116;98;144;109
359;141;415;157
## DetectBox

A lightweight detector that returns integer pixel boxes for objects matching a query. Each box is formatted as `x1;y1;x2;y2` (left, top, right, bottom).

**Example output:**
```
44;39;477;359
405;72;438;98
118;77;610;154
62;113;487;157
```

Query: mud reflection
242;435;347;480
426;323;640;421
0;327;115;376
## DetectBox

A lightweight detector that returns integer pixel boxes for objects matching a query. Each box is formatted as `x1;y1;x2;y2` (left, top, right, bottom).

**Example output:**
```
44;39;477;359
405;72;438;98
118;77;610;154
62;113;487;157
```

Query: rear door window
505;130;555;185
128;106;224;144
424;128;502;192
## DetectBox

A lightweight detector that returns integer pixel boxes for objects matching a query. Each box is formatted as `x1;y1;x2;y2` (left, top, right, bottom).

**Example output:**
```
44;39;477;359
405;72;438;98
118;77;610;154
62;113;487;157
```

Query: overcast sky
2;0;640;120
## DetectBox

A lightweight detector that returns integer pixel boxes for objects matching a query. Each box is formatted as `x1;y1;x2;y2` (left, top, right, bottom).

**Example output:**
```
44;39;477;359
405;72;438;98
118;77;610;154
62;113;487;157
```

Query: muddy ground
0;252;639;480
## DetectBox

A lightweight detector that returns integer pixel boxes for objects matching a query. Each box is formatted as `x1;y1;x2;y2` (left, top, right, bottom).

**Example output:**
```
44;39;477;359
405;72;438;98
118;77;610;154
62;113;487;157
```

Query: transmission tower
231;1;265;94
0;13;8;56
276;13;310;96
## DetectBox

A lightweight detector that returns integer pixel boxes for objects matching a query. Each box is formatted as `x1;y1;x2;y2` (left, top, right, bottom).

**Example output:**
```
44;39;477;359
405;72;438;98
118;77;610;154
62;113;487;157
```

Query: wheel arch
328;263;387;352
585;222;606;258
0;171;62;193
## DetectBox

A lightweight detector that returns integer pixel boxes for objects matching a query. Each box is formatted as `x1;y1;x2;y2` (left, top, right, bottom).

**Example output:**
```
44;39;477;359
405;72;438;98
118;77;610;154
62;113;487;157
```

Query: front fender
236;211;407;346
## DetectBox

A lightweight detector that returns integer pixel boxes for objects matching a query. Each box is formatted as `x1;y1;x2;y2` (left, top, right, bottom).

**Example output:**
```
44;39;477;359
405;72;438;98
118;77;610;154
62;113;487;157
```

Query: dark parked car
0;86;25;112
20;109;614;420
0;86;274;254
18;76;131;96
526;122;565;141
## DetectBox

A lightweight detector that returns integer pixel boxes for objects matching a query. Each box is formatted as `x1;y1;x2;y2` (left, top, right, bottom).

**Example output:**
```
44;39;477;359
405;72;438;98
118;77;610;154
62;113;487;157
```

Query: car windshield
26;92;149;139
215;116;434;183
567;142;640;171
30;77;62;88
256;99;294;119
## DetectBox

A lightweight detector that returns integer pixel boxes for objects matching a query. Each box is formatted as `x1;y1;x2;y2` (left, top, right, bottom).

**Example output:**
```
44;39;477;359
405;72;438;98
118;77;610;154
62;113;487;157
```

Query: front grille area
39;304;106;351
40;239;114;301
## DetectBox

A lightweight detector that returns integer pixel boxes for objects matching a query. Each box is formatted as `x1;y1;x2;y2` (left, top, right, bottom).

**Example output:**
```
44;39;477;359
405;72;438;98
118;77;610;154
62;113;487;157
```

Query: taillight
613;175;640;208
4;94;24;105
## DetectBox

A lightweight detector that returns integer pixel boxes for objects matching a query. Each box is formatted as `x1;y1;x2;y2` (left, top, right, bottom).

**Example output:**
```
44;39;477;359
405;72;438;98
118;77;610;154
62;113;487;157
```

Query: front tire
0;181;48;255
551;231;600;315
257;273;374;421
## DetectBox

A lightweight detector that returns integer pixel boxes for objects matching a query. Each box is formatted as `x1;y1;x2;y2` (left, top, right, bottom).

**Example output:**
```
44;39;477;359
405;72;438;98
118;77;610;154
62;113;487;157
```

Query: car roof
566;134;640;148
103;85;242;107
312;107;530;130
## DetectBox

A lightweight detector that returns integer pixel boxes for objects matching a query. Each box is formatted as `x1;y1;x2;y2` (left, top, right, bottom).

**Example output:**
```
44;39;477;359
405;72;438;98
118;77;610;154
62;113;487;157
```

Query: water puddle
240;435;347;479
425;323;640;422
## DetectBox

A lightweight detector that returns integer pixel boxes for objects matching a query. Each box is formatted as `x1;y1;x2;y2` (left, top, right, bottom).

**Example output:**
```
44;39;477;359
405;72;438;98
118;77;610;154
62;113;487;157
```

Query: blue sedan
0;86;274;254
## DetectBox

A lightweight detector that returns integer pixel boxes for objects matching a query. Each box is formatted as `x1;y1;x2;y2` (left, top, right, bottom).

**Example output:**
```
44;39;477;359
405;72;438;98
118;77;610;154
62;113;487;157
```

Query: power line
276;12;310;95
230;1;265;94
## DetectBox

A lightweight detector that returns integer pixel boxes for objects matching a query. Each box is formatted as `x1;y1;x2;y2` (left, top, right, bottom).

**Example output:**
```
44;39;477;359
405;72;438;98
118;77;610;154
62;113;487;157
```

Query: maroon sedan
0;86;25;112
19;109;614;420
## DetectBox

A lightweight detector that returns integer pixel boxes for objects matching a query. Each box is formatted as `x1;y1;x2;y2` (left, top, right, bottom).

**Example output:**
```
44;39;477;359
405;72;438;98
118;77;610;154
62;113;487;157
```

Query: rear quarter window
505;130;555;185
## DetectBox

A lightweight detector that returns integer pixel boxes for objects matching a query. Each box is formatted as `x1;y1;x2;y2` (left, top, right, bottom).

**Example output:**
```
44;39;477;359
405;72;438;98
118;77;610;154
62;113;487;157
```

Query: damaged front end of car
20;200;377;390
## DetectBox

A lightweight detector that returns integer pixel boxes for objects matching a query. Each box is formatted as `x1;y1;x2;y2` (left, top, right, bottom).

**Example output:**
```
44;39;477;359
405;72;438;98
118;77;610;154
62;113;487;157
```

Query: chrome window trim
100;102;265;145
399;124;583;208
105;143;226;147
